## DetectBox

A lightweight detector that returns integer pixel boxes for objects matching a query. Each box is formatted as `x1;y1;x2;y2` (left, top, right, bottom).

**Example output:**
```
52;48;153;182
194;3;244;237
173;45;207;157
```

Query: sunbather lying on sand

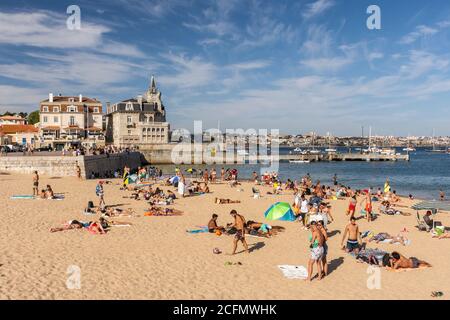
386;251;431;270
246;221;285;237
365;232;409;245
144;206;183;216
99;217;132;229
50;220;105;234
215;197;241;204
100;207;136;217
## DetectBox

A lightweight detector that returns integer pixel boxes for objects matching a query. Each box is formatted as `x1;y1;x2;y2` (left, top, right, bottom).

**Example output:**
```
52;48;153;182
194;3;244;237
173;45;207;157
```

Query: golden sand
0;172;449;300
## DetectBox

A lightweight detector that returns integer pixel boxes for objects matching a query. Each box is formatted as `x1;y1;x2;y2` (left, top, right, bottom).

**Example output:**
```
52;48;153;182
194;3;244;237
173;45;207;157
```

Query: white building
39;94;104;150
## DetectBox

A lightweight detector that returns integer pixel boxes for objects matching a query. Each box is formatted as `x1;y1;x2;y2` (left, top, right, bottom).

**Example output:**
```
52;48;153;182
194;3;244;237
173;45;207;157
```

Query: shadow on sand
327;257;345;275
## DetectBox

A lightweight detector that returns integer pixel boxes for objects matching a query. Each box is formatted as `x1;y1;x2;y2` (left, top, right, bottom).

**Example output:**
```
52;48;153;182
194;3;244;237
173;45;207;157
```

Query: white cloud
0;11;107;49
368;52;384;61
0;11;144;57
228;60;271;70
400;25;438;44
301;57;352;71
303;0;335;19
399;50;449;79
157;53;218;89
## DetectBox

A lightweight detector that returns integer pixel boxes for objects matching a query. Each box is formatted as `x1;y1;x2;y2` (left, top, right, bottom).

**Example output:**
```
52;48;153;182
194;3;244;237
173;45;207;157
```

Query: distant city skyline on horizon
1;0;450;136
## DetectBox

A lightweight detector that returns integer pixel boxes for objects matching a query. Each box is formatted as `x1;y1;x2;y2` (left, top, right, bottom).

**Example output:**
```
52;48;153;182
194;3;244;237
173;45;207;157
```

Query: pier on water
243;152;410;164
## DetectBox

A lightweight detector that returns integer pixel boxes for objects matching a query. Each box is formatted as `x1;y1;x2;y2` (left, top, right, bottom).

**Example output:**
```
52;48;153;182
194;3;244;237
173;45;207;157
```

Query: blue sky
1;0;450;136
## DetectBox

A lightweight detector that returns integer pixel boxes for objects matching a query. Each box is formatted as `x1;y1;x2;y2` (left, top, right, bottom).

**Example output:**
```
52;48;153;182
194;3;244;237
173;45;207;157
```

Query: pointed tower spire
150;75;156;90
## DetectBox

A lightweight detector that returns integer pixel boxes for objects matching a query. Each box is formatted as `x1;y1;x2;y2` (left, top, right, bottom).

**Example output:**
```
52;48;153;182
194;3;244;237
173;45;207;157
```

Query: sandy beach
0;172;449;300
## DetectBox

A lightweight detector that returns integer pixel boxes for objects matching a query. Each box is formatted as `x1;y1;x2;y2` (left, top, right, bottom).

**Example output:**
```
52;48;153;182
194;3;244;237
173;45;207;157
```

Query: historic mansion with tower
105;76;170;147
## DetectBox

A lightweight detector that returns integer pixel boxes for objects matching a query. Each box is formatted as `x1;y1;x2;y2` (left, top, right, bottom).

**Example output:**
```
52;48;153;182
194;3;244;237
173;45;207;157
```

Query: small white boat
237;150;249;156
309;149;321;155
292;147;303;152
325;148;337;153
402;147;416;152
289;160;311;164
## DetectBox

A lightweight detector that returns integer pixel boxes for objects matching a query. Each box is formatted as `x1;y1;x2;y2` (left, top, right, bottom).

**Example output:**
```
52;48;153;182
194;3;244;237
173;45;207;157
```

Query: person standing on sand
440;189;445;201
221;168;225;181
76;162;82;180
317;220;329;278
306;221;325;282
341;217;362;254
346;195;357;219
384;179;391;195
360;191;373;222
32;171;39;196
332;174;338;186
178;174;186;198
229;210;249;255
96;181;105;208
211;168;217;183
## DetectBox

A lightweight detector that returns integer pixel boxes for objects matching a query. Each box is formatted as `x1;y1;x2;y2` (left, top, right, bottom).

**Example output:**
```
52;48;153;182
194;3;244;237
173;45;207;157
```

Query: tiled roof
41;96;100;103
0;125;38;134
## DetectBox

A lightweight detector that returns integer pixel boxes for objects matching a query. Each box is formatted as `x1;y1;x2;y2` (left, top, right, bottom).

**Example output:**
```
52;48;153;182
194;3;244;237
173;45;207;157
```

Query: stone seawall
0;152;143;178
83;152;143;178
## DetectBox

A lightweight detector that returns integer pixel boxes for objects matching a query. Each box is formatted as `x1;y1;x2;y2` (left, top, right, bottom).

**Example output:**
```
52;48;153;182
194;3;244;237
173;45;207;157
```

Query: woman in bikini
50;220;105;234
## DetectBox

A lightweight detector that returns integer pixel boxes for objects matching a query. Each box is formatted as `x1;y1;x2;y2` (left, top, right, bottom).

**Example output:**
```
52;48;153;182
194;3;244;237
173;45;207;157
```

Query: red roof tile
0;125;38;134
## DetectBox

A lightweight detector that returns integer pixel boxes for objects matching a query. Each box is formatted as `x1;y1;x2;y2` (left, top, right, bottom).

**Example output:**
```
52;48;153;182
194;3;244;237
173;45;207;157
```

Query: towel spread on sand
12;194;65;200
186;227;209;234
11;195;35;199
277;265;308;279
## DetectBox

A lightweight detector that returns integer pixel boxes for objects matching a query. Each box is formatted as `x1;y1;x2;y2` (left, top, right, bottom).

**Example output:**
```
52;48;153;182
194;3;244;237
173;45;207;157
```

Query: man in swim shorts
32;171;39;196
230;210;249;255
341;217;362;254
389;252;432;269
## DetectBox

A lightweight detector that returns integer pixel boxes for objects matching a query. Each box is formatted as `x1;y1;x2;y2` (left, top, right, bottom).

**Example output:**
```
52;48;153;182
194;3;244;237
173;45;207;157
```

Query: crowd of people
39;164;446;285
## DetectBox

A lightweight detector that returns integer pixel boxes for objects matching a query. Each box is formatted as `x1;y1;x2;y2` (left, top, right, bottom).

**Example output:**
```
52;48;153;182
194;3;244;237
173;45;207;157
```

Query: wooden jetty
242;152;410;164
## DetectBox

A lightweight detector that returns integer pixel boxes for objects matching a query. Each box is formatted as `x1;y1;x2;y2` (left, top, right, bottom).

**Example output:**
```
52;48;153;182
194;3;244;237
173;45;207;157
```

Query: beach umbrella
264;202;296;221
125;174;138;185
169;175;180;185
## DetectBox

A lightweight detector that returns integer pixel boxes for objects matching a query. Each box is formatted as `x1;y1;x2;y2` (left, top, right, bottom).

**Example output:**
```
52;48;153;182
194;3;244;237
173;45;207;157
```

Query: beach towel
10;195;35;199
277;265;308;279
186;226;209;234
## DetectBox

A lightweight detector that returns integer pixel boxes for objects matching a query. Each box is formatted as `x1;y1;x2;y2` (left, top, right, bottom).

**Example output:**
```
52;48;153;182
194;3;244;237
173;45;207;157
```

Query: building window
54;117;58;123
128;130;131;135
43;116;48;123
126;103;133;111
69;116;75;126
93;107;99;113
69;98;75;103
53;107;59;112
127;116;132;124
161;128;164;132
68;106;77;112
42;106;49;112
